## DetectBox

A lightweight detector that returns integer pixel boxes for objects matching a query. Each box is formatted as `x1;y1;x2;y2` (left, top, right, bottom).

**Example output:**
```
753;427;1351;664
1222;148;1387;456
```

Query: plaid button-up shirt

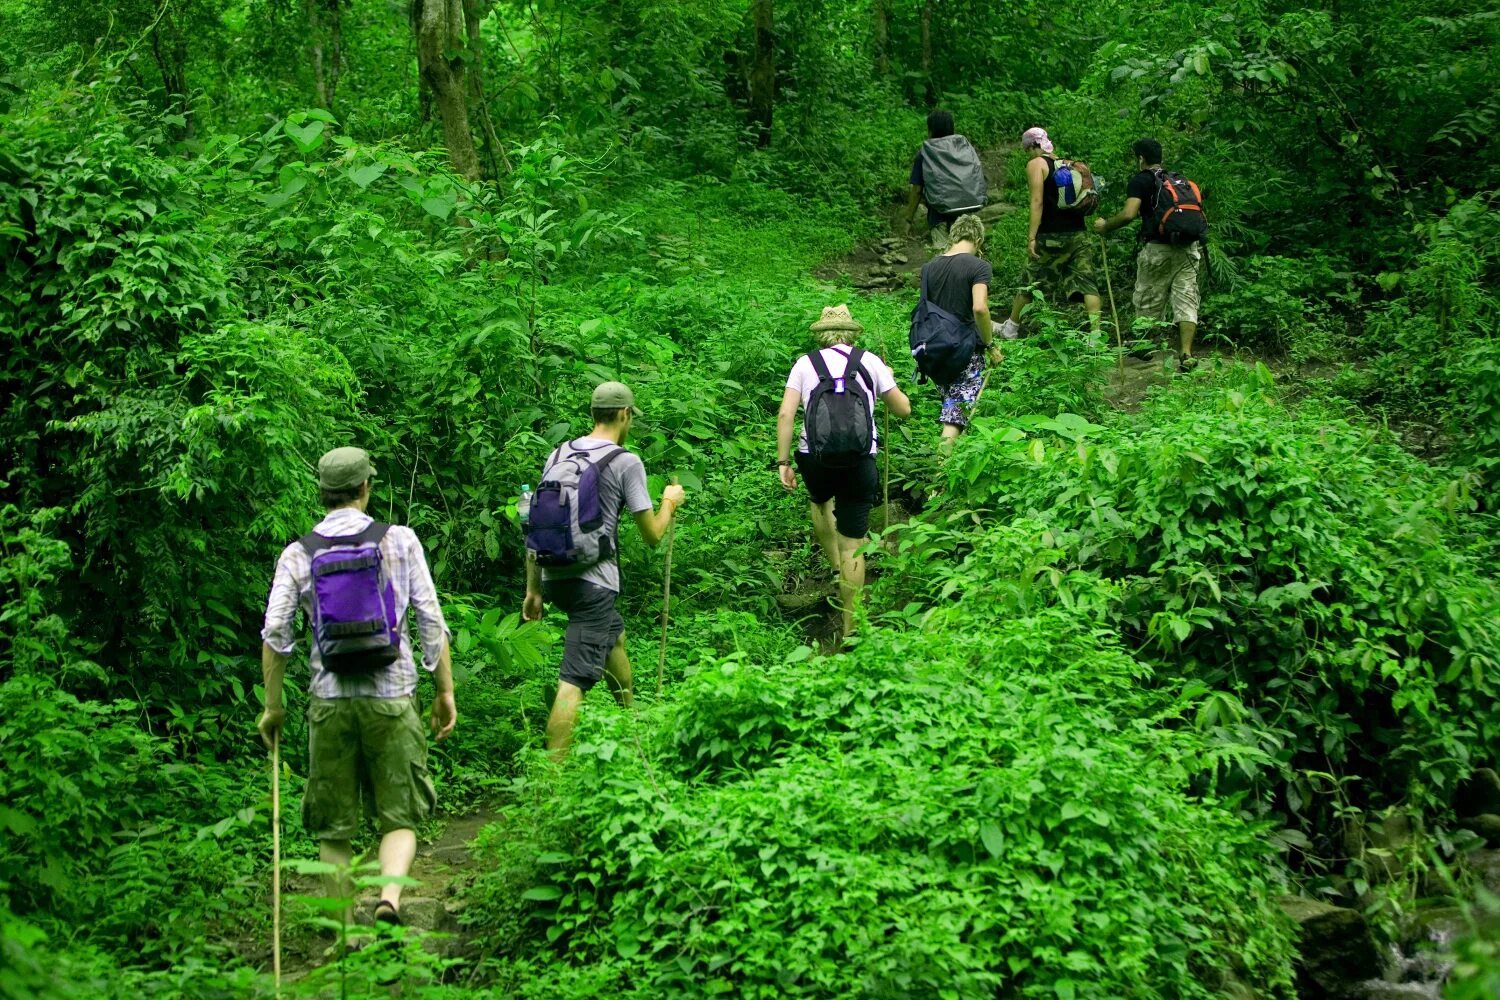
261;507;450;699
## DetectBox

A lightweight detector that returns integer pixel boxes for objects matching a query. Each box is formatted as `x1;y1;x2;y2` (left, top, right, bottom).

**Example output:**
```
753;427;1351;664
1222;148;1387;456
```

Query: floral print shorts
939;349;987;428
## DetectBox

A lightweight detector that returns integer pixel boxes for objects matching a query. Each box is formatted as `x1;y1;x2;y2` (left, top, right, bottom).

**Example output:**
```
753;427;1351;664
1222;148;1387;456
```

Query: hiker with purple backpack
521;381;686;760
258;446;457;931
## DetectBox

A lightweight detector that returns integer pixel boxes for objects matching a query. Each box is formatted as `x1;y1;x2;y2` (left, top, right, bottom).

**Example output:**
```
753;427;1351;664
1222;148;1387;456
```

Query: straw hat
809;304;864;334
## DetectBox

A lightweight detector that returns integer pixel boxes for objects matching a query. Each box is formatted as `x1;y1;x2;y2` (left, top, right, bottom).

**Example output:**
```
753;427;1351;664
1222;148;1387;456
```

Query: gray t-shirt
539;436;653;593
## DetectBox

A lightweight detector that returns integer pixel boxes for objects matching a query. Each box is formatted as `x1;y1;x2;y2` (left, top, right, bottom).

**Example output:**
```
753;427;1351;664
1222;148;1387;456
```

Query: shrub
467;609;1296;999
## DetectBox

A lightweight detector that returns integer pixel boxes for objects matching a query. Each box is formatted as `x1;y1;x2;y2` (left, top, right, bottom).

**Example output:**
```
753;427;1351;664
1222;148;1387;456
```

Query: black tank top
1038;156;1084;235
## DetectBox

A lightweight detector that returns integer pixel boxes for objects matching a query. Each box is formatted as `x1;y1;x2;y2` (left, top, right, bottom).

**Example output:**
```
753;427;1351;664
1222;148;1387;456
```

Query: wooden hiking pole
882;405;891;532
1096;233;1127;380
655;476;679;698
271;731;281;993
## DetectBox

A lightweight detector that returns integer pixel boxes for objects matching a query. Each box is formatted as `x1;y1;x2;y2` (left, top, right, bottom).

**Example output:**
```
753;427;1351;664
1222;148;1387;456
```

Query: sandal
373;899;403;927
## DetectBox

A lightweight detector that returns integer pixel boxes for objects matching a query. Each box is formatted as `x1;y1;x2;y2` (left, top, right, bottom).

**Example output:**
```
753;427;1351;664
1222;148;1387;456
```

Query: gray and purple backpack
526;440;627;568
299;522;401;675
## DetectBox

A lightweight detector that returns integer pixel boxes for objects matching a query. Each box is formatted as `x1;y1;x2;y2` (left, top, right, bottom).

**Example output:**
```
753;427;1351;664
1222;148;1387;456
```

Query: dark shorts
302;696;437;841
544;578;625;693
795;452;879;539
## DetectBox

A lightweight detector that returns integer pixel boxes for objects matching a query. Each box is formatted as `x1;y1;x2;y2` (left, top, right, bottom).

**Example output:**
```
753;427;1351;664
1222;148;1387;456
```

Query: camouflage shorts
302;696;437;841
1020;231;1099;302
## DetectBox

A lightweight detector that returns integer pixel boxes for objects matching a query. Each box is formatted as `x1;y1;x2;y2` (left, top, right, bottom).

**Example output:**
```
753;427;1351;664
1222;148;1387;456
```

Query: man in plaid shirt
258;446;457;928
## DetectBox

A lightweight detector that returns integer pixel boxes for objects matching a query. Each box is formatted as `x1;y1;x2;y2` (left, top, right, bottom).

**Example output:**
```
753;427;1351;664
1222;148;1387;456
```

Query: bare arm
1095;196;1143;234
257;642;289;750
633;486;684;548
428;640;456;741
881;387;912;418
972;282;993;344
776;386;800;464
1027;158;1047;256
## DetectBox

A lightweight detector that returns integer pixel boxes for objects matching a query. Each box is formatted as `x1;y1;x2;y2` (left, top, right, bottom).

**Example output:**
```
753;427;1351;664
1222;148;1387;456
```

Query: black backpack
1150;168;1208;246
804;347;876;468
908;260;979;385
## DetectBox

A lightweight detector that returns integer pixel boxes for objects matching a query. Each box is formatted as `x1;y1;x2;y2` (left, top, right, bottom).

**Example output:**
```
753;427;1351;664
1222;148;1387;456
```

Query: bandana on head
1021;127;1054;154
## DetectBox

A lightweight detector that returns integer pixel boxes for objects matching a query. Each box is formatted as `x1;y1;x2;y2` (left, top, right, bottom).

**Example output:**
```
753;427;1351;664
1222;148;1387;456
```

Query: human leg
938;351;987;446
376;828;417;911
1169;245;1203;359
546;681;585;758
602;633;634;708
303;698;362;922
828;456;877;640
1008;291;1031;326
833;533;866;639
542;580;626;758
360;696;437;915
809;499;839;569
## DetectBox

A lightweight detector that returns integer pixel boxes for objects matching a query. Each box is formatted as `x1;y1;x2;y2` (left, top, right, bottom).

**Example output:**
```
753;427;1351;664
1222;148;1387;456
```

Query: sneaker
998;318;1020;341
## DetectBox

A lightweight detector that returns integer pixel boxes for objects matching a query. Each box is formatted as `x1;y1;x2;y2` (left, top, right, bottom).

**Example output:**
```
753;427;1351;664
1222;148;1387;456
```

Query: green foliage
944;367;1500;843
469;613;1296;997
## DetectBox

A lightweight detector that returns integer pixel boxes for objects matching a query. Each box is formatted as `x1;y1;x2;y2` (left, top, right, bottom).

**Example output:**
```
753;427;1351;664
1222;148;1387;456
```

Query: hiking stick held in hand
656;476;679;698
1096;234;1126;380
271;732;281;993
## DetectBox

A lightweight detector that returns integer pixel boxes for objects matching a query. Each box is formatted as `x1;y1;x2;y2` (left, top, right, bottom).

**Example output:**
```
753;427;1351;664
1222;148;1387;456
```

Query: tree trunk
150;10;193;139
463;0;509;176
749;0;774;147
411;0;481;180
921;0;934;106
873;0;890;78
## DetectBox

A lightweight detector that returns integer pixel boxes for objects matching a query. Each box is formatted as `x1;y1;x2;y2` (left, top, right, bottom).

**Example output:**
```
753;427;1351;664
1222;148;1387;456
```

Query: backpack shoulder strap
807;348;835;384
844;346;875;395
299;520;389;557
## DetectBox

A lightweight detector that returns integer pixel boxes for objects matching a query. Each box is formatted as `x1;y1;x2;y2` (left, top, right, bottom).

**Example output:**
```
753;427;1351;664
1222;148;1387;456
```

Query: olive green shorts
302;696;437;841
1020;230;1099;302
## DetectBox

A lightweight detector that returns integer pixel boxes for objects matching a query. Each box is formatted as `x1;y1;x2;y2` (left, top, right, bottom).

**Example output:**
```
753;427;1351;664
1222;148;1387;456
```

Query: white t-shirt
784;347;898;455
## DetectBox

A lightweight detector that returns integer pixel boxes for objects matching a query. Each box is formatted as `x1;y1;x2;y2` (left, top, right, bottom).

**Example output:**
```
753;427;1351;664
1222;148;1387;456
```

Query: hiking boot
998;318;1020;340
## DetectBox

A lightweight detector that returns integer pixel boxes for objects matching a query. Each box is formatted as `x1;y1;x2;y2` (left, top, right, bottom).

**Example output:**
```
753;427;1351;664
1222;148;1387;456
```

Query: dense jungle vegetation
2;0;1499;997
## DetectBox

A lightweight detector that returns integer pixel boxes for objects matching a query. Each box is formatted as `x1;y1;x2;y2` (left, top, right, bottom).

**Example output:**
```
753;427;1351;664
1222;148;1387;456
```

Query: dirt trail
268;810;500;983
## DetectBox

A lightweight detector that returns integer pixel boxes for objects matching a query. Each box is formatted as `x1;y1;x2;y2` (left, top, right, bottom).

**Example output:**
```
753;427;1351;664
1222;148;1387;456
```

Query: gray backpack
919;135;987;215
525;440;628;567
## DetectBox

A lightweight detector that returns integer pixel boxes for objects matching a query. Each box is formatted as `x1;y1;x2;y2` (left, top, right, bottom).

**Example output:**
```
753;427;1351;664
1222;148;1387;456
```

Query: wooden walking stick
655;476;679;698
271;731;281;993
882;405;891;532
1097;233;1127;381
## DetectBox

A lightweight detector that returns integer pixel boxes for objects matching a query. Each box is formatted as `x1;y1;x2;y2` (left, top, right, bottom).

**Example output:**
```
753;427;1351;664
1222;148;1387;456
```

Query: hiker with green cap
258;446;457;931
777;305;911;643
521;381;686;759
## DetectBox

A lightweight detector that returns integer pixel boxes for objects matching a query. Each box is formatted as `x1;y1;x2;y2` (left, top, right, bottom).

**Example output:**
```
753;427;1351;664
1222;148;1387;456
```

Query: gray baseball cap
317;447;375;489
591;381;642;416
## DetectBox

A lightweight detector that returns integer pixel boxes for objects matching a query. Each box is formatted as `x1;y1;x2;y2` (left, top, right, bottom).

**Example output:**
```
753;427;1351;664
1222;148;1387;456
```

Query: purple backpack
299;522;400;675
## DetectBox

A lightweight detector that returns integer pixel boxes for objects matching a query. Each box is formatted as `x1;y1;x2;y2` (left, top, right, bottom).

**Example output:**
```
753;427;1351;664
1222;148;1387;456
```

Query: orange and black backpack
1150;169;1208;245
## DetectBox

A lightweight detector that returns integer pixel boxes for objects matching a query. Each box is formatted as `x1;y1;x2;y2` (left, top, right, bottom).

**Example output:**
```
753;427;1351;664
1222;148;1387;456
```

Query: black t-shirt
1126;169;1165;243
920;252;992;325
1038;157;1085;235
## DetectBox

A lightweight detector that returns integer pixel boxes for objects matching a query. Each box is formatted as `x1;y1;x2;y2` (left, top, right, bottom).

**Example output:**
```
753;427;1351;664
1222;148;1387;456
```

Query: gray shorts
544;578;625;692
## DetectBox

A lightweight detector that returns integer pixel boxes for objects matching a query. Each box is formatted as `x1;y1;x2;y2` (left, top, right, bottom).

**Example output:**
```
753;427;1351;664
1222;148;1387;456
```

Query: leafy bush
944;366;1500;840
468;603;1297;998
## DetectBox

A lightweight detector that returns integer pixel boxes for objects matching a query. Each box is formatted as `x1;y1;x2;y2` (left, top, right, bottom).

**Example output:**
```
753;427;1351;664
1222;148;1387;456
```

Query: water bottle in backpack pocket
1052;158;1099;215
804;348;876;468
300;523;401;675
526;442;629;567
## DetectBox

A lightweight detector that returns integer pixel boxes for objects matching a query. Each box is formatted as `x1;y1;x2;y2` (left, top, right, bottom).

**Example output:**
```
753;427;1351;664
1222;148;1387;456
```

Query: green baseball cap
318;447;375;489
591;380;642;416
